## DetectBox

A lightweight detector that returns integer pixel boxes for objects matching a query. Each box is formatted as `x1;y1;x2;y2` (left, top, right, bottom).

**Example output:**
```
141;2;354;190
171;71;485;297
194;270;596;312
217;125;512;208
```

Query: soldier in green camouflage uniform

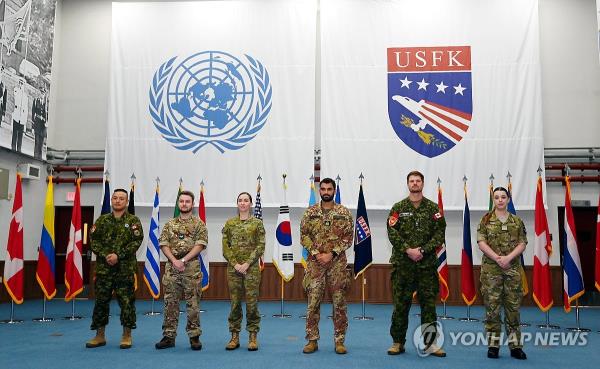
477;186;528;360
300;178;353;355
87;188;143;349
155;191;208;351
386;171;446;357
222;192;265;351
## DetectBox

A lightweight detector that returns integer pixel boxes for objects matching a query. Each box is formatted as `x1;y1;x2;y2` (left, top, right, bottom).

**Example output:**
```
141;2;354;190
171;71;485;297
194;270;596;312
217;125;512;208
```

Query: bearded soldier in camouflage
222;192;265;351
477;187;528;360
300;178;353;355
155;191;208;351
87;189;144;349
386;171;446;357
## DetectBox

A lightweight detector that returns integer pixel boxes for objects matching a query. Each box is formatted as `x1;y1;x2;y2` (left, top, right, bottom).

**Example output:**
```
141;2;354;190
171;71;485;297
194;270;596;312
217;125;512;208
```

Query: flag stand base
63;300;83;320
459;305;479;322
273;276;291;318
437;301;454;320
144;299;162;316
298;315;307;319
0;301;24;324
519;322;531;327
33;297;54;322
565;302;590;332
353;276;374;320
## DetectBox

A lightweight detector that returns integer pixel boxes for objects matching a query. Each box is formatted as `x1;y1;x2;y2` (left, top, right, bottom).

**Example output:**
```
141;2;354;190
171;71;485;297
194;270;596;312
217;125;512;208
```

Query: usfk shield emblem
387;46;472;158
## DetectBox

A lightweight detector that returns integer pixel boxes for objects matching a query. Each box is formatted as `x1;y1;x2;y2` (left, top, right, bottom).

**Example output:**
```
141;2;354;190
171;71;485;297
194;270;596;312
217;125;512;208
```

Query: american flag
254;183;264;271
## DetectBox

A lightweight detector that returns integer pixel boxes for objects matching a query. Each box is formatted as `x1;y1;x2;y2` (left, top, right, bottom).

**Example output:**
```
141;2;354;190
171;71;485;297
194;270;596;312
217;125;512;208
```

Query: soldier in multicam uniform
386;171;446;357
222;192;265;351
86;189;144;349
477;186;528;360
300;178;353;355
155;190;208;351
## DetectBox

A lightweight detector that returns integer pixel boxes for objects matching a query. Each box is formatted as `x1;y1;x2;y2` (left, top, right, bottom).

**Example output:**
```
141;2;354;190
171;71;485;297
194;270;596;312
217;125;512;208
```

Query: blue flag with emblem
143;184;161;299
301;181;318;269
353;183;372;277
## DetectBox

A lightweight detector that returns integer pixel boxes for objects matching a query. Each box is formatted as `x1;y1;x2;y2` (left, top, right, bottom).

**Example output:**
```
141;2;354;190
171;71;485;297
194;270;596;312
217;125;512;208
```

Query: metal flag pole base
353;275;374;320
0;301;24;324
33;297;54;322
520;322;531;327
63;300;83;320
459;305;479;322
299;314;307;319
144;298;162;316
537;310;560;329
273;276;292;318
437;301;455;320
565;302;590;332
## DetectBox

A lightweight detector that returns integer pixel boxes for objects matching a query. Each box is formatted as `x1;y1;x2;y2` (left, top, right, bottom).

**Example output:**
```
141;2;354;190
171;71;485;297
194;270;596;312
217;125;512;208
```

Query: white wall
1;0;599;268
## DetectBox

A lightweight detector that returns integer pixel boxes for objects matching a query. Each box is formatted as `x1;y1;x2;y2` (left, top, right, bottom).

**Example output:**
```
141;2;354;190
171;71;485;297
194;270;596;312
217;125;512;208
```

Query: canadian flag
3;173;24;304
64;179;83;301
532;176;553;311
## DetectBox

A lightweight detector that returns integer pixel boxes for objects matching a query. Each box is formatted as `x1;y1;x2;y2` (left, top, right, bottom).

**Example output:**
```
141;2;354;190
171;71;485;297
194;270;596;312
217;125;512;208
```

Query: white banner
320;0;544;210
107;0;316;207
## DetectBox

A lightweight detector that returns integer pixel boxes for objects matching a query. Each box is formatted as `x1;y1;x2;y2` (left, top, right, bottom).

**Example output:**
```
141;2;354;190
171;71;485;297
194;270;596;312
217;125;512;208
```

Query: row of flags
2;172;600;313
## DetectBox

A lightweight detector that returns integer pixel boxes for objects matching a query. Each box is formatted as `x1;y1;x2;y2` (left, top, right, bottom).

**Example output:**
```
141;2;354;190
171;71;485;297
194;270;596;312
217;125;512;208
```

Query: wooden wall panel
0;261;567;307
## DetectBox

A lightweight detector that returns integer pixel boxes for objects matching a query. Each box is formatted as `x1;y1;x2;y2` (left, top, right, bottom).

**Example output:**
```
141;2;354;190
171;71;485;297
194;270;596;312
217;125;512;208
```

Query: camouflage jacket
387;197;446;265
477;211;527;267
222;216;265;267
159;216;208;259
90;212;144;276
300;203;353;256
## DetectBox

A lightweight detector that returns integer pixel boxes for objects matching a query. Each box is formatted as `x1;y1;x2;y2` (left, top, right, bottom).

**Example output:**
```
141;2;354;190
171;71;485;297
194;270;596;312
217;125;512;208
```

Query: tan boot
248;332;258;351
427;344;447;357
302;340;318;354
335;342;347;355
120;327;132;349
86;327;106;348
225;332;240;350
387;342;405;355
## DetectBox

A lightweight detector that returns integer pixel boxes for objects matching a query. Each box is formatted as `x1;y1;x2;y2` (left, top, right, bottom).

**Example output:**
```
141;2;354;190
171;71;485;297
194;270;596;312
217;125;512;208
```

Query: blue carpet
0;300;598;369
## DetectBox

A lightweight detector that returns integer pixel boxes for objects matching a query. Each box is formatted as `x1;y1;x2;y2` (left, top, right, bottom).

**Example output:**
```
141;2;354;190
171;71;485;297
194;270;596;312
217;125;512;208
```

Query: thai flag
198;185;210;291
36;176;56;300
562;176;584;312
64;179;83;301
460;185;476;305
3;173;24;304
436;185;449;302
143;185;161;299
532;176;553;311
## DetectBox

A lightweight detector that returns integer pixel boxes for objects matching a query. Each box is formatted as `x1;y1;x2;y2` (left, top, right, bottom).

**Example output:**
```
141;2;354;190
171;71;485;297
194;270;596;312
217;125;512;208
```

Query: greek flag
143;186;161;299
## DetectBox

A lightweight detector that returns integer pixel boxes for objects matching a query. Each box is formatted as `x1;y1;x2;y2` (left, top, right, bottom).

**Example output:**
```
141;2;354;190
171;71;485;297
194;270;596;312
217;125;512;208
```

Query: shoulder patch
433;212;443;220
388;212;399;226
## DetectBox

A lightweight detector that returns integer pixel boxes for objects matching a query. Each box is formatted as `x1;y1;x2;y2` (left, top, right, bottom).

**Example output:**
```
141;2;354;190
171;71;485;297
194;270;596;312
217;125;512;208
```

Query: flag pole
273;174;292;318
144;298;161;316
436;177;454;320
459;175;479;322
63;171;84;321
537;310;560;329
353;173;373;321
32;296;54;322
0;301;24;324
566;299;591;332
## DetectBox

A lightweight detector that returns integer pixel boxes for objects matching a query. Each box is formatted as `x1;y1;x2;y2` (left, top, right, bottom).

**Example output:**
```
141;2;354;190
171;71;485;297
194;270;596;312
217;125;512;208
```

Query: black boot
190;336;203;351
155;337;175;350
487;347;499;359
510;348;527;360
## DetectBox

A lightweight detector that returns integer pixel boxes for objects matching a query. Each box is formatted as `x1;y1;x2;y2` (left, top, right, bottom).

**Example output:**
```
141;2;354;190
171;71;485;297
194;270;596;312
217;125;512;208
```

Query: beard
320;194;334;202
179;207;193;214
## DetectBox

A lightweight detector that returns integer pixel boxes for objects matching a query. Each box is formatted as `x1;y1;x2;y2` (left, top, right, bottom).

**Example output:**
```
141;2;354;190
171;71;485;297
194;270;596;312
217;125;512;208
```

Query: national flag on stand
436;184;449;302
143;183;161;299
128;180;136;215
353;182;372;277
253;181;265;271
101;177;111;215
174;181;183;217
461;184;476;306
3;173;24;304
532;175;553;311
36;175;56;300
301;180;317;269
273;181;294;281
198;184;210;291
335;180;341;204
65;179;83;301
595;191;600;292
562;175;584;312
507;182;529;296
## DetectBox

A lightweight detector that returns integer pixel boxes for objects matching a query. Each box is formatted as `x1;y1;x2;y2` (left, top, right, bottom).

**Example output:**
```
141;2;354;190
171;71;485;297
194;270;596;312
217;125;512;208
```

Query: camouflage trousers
480;263;523;349
90;272;136;330
303;255;351;343
227;263;262;333
162;259;203;339
390;259;439;344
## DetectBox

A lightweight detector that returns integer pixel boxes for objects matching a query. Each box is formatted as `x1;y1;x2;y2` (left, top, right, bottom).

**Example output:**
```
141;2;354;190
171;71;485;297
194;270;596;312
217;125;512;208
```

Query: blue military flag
101;177;111;215
353;183;372;277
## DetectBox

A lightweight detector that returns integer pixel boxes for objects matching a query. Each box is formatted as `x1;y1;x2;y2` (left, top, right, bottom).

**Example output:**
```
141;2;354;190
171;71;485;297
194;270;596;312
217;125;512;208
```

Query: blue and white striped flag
143;185;161;299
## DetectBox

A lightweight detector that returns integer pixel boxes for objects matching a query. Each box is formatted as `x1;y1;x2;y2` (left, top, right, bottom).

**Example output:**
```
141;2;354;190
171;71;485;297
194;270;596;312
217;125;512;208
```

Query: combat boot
387;342;405;355
86;326;106;348
120;327;132;349
190;336;202;351
248;332;258;351
226;332;240;350
302;340;318;354
427;344;447;357
334;341;347;355
155;336;175;349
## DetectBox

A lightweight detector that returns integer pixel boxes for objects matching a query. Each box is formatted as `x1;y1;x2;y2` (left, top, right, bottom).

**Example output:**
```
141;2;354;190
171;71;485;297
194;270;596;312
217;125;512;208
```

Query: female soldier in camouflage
222;192;266;351
477;187;528;360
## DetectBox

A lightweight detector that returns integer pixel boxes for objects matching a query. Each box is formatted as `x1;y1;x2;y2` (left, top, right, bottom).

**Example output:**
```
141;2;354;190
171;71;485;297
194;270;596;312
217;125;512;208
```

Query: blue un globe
166;51;255;138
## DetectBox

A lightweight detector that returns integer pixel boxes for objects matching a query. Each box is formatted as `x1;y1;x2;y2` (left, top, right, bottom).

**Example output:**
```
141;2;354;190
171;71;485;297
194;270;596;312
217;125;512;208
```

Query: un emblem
149;51;272;153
